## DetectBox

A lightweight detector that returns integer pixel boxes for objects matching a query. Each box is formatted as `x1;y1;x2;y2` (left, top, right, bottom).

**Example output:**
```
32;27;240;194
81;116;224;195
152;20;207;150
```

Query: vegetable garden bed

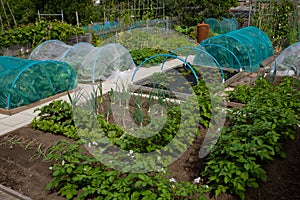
130;64;241;100
0;74;299;200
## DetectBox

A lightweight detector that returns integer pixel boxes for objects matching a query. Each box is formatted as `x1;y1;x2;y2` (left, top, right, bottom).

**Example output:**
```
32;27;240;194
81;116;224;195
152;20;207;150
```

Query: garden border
0;184;32;200
0;89;77;116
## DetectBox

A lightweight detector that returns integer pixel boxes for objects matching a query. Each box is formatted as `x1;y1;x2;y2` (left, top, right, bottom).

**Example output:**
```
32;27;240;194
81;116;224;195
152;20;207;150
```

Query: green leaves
44;140;207;199
252;0;298;49
31;100;79;139
130;48;170;66
202;76;300;199
0;20;85;49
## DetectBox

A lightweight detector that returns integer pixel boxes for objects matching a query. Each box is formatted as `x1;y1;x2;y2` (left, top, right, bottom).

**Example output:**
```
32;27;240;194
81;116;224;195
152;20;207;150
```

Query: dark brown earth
0;126;67;200
0;123;299;200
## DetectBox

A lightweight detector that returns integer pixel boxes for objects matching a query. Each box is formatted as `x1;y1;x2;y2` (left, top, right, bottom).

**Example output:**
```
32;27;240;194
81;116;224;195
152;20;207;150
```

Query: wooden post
38;10;41;22
166;16;169;30
88;24;93;34
61;10;64;22
76;11;79;27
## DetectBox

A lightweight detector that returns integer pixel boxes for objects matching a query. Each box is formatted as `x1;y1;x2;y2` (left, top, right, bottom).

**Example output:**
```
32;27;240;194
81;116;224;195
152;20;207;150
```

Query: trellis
101;0;165;23
251;0;300;44
38;10;64;22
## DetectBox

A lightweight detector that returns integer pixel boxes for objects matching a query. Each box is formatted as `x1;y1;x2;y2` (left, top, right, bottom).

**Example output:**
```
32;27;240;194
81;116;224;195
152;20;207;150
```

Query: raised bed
129;64;242;100
0;89;76;116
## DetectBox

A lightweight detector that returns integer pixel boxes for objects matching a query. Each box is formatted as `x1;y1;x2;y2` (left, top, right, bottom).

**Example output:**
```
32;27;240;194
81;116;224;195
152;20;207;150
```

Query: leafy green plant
44;139;209;200
174;25;196;39
130;48;170;66
202;76;300;199
31;100;78;139
0;20;85;49
228;76;271;104
252;0;299;49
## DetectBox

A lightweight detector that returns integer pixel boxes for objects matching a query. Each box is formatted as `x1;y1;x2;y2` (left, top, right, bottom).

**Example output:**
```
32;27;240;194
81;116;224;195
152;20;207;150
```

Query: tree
0;0;94;28
40;0;94;24
0;0;36;29
0;0;238;29
171;0;238;26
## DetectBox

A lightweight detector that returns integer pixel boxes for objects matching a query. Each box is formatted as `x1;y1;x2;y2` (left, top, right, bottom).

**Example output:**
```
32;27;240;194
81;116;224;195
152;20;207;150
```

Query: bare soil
0;124;299;200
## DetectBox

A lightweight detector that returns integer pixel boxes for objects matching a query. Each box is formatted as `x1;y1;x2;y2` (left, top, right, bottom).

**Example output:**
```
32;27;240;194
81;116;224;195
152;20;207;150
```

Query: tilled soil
0;125;299;200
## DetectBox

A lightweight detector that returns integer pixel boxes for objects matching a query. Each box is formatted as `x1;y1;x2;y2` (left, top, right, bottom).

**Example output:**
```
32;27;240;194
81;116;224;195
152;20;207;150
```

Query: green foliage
0;0;36;29
228;76;300;104
172;0;238;26
110;27;197;52
203;76;300;199
31;100;78;139
1;0;240;30
44;139;209;199
192;80;213;128
174;25;196;39
30;75;214;198
0;20;85;48
130;48;170;66
35;0;94;25
228;76;271;104
252;0;299;49
30;86;206;155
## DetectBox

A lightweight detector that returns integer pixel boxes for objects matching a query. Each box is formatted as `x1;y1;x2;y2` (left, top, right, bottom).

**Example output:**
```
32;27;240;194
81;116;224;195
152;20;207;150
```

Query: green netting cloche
29;40;136;83
0;56;77;109
200;26;274;72
204;17;238;34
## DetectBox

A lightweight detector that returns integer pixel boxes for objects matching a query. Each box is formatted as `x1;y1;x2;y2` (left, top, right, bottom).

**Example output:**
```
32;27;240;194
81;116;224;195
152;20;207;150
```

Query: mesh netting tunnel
131;46;225;91
29;40;136;82
200;26;274;72
79;43;136;82
204;17;238;34
61;42;95;68
0;56;77;109
131;53;199;94
29;40;71;61
270;42;300;77
170;46;225;82
29;40;95;62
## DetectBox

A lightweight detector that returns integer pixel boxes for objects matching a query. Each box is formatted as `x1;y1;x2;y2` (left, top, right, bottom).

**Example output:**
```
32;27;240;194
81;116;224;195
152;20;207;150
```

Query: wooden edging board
226;101;245;109
0;89;76;116
128;84;193;101
0;184;32;200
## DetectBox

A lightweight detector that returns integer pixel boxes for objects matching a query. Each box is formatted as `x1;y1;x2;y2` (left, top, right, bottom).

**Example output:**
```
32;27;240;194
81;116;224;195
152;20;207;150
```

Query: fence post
88;24;93;43
166;16;169;30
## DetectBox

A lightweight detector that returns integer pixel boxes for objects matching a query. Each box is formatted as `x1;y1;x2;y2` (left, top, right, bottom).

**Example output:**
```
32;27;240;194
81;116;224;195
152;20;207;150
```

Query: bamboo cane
7;2;16;27
0;0;10;28
0;13;4;31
